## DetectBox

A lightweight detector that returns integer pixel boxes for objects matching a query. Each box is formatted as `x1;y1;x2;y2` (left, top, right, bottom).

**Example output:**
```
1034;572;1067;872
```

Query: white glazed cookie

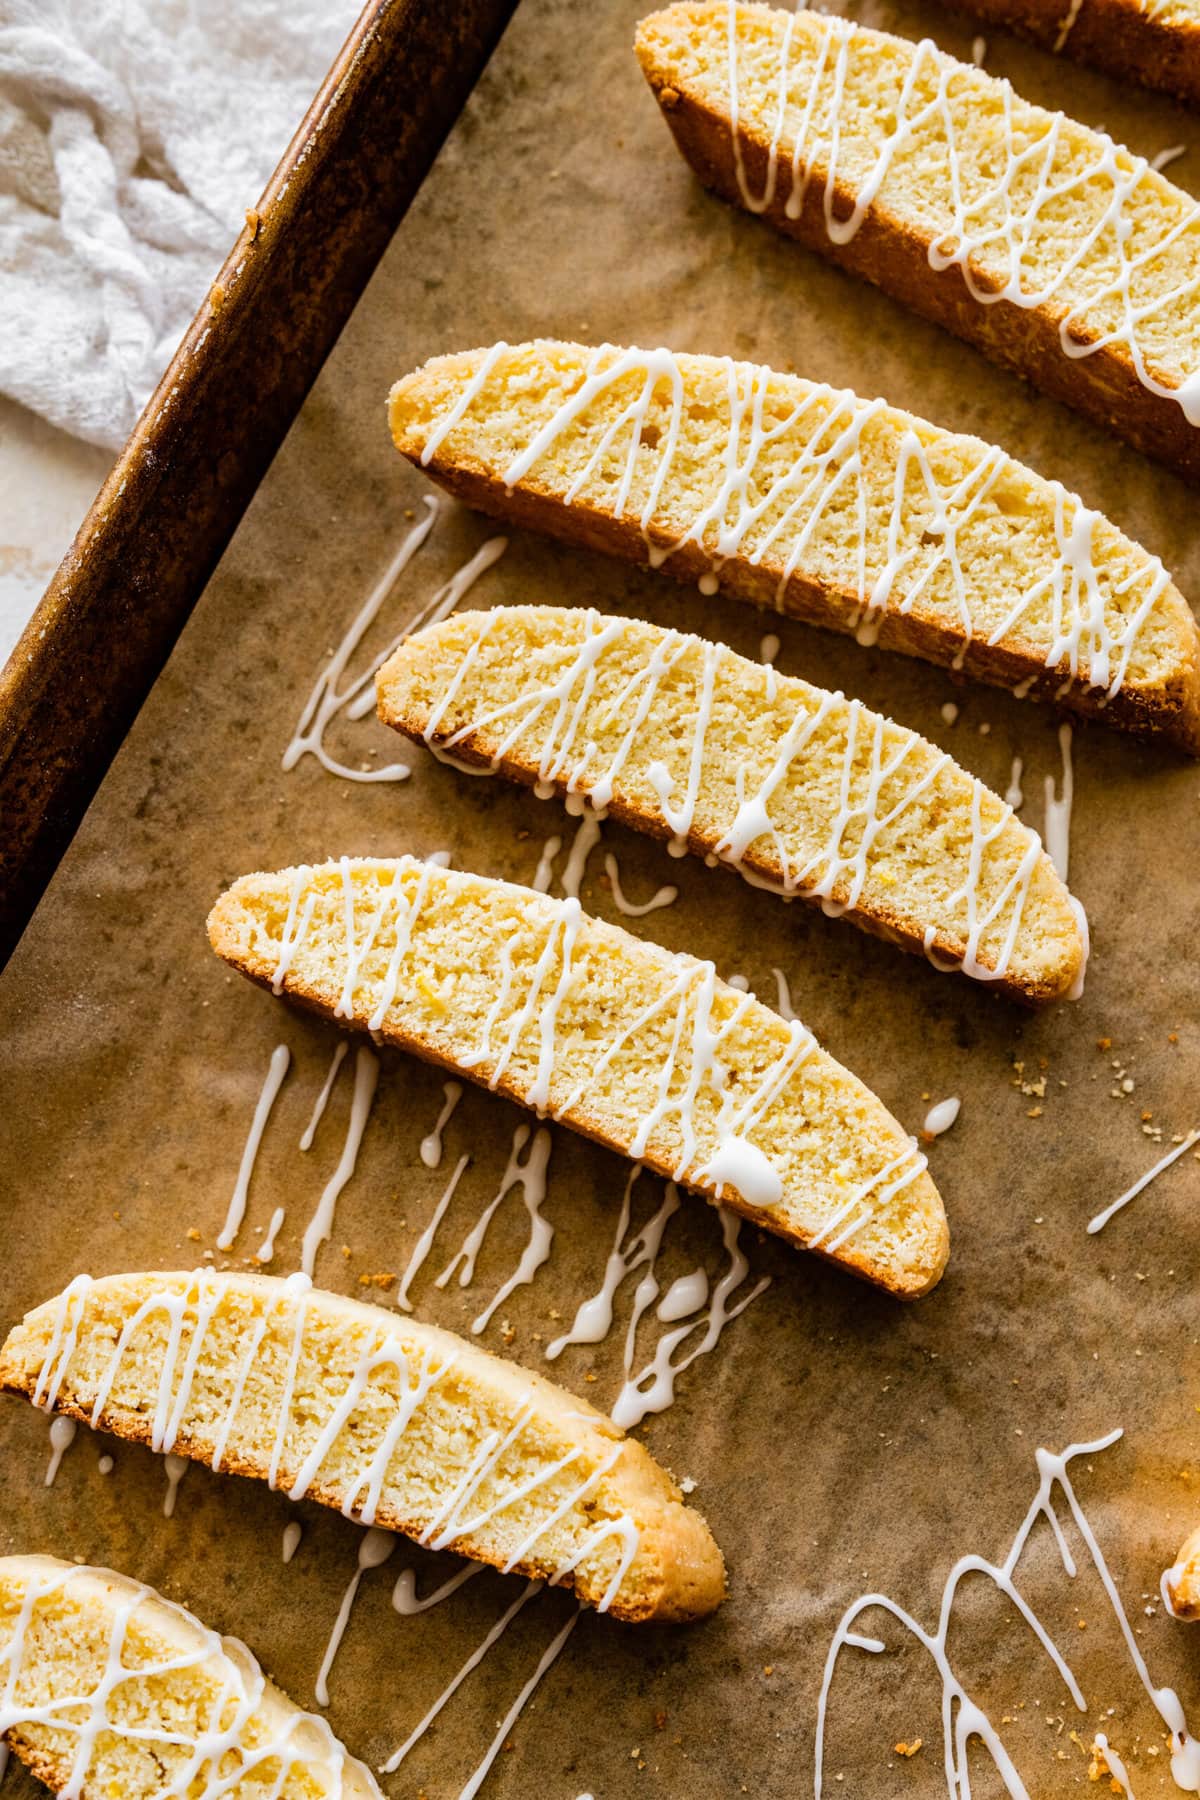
206;857;949;1296
0;1555;381;1798
389;341;1200;748
377;605;1087;1003
636;4;1200;479
0;1271;726;1624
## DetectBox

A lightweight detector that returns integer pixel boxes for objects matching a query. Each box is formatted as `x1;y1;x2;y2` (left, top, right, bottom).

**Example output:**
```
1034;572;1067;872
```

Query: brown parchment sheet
2;2;1199;1794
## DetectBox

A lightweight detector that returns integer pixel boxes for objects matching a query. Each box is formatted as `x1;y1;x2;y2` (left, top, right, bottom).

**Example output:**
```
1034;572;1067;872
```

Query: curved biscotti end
635;2;744;103
388;340;590;480
1146;588;1200;756
389;346;488;460
206;868;290;978
1164;1525;1200;1622
1013;869;1087;1008
812;1067;949;1301
0;1555;383;1799
1;1271;725;1625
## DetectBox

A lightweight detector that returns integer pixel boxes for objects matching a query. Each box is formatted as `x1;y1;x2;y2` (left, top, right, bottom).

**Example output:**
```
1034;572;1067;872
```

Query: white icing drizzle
604;851;678;917
1043;722;1074;881
31;1272;642;1620
282;497;506;781
282;1520;303;1563
341;535;509;725
270;861;926;1255
283;501;437;784
611;1208;769;1428
381;1579;541;1775
1067;895;1091;1002
162;1451;189;1518
1153;145;1188;175
420;1079;464;1169
1087;1129;1199;1234
1054;0;1085;52
922;1095;961;1138
1094;1732;1136;1794
217;1042;290;1251
381;1576;583;1800
300;1039;349;1151
726;973;750;992
396;1153;472;1312
545;1167;770;1429
0;1559;381;1798
436;1125;555;1335
255;1205;287;1266
546;1168;681;1363
657;1267;709;1321
377;1565;584;1800
455;1605;580;1800
424;345;1171;698
772;966;796;1020
531;834;562;893
316;1527;396;1706
97;1454;113;1474
971;34;986;66
300;1047;380;1277
392;1561;481;1616
1006;755;1025;809
558;806;603;899
413;611;1056;990
815;1430;1200;1797
44;1415;76;1487
723;5;1200;428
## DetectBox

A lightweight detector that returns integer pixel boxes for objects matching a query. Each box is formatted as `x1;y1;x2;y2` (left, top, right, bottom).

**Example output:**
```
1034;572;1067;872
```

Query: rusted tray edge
0;0;518;971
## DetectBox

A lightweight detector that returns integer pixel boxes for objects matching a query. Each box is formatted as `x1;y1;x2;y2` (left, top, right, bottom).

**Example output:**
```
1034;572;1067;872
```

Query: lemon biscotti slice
377;606;1086;1003
963;0;1200;111
0;1271;724;1623
635;4;1200;480
0;1555;380;1798
207;858;948;1296
388;341;1200;749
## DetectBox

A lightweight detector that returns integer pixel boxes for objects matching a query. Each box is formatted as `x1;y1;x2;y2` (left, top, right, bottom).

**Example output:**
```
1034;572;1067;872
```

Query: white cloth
0;0;360;449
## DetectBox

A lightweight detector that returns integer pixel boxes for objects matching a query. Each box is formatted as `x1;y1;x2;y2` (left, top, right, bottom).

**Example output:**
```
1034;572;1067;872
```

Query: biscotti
207;856;949;1296
0;1271;723;1622
388;341;1200;749
0;1555;380;1798
377;606;1087;1003
1164;1524;1200;1620
965;0;1200;111
635;3;1200;479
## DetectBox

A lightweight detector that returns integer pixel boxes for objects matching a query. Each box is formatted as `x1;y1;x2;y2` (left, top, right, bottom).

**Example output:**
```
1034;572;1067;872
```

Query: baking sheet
1;2;1198;1795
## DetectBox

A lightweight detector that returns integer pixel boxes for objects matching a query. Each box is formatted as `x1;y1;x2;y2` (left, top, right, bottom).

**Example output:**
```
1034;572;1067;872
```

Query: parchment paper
2;3;1198;1795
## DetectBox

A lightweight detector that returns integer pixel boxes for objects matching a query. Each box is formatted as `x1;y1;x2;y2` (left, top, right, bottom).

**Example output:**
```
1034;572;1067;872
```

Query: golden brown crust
963;0;1200;109
392;405;1200;757
635;10;1200;487
376;641;1082;1007
205;882;949;1300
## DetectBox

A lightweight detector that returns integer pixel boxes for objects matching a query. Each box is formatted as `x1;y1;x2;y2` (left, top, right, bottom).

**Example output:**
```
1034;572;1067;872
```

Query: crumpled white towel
0;0;360;450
